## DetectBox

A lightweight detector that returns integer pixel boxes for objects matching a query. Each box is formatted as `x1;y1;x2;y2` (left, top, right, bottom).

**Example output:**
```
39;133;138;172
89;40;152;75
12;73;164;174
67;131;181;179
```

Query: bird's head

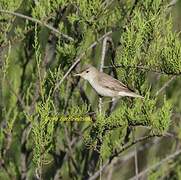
74;64;97;81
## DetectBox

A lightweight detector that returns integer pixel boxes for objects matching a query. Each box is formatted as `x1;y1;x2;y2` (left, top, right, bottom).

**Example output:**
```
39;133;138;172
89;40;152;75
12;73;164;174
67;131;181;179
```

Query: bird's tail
118;91;144;98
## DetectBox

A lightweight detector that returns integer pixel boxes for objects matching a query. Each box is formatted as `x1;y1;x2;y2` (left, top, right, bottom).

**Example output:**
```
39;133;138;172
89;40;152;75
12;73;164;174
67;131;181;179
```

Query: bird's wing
98;72;133;93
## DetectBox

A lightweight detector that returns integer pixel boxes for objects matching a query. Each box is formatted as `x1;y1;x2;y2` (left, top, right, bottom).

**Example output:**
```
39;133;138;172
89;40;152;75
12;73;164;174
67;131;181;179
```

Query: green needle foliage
0;0;181;179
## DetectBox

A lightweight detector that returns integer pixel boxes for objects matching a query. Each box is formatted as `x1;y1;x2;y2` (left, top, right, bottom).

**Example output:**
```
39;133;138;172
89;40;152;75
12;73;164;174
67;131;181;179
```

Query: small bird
74;65;143;99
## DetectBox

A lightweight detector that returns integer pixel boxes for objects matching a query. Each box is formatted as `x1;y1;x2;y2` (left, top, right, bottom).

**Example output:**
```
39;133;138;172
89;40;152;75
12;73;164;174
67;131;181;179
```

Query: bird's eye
86;70;89;73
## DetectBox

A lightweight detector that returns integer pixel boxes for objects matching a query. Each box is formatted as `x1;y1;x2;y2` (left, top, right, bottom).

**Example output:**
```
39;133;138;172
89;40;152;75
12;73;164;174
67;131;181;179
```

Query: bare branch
98;35;112;180
129;148;181;180
89;134;159;180
106;160;114;180
132;129;139;180
64;126;79;175
134;148;139;180
155;76;176;96
0;9;74;42
100;37;109;72
20;124;32;180
115;137;161;167
99;36;110;114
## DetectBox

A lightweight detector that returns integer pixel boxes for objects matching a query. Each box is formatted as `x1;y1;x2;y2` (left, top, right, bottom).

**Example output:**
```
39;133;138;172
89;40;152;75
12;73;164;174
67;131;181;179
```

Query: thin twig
106;160;114;180
0;9;74;42
132;129;139;180
115;138;161;167
89;134;159;180
155;76;176;96
64;126;79;175
100;37;109;72
98;35;111;180
53;31;112;93
134;148;139;180
99;37;109;113
129;149;181;180
20;124;32;180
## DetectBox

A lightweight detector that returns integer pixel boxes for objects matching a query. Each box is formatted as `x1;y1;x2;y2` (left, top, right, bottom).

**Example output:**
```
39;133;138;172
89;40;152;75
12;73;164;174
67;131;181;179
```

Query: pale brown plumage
97;72;130;92
74;65;143;98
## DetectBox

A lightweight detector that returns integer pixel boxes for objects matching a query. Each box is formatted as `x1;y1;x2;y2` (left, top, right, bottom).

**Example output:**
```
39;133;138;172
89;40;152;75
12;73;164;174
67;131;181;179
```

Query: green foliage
100;110;128;159
0;0;22;10
148;162;164;180
56;40;76;65
150;98;172;134
59;104;91;122
25;98;56;167
160;31;181;74
31;0;70;20
0;0;181;179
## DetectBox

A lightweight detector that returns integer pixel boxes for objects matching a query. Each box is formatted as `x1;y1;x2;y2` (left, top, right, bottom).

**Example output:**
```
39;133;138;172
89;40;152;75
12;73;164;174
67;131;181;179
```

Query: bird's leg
105;97;119;116
103;97;117;104
99;97;103;115
109;97;119;113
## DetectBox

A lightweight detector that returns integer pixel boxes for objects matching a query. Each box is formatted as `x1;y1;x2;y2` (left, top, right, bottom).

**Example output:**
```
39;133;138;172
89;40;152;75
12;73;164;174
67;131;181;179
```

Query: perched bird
74;65;143;99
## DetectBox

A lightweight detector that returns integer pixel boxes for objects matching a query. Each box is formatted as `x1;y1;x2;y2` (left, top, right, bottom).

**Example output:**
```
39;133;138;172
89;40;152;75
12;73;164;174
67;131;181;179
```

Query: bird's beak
73;73;82;77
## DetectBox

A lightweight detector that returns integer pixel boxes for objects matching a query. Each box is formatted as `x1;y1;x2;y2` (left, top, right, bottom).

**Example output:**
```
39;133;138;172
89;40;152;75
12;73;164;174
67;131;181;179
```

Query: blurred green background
0;0;181;180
